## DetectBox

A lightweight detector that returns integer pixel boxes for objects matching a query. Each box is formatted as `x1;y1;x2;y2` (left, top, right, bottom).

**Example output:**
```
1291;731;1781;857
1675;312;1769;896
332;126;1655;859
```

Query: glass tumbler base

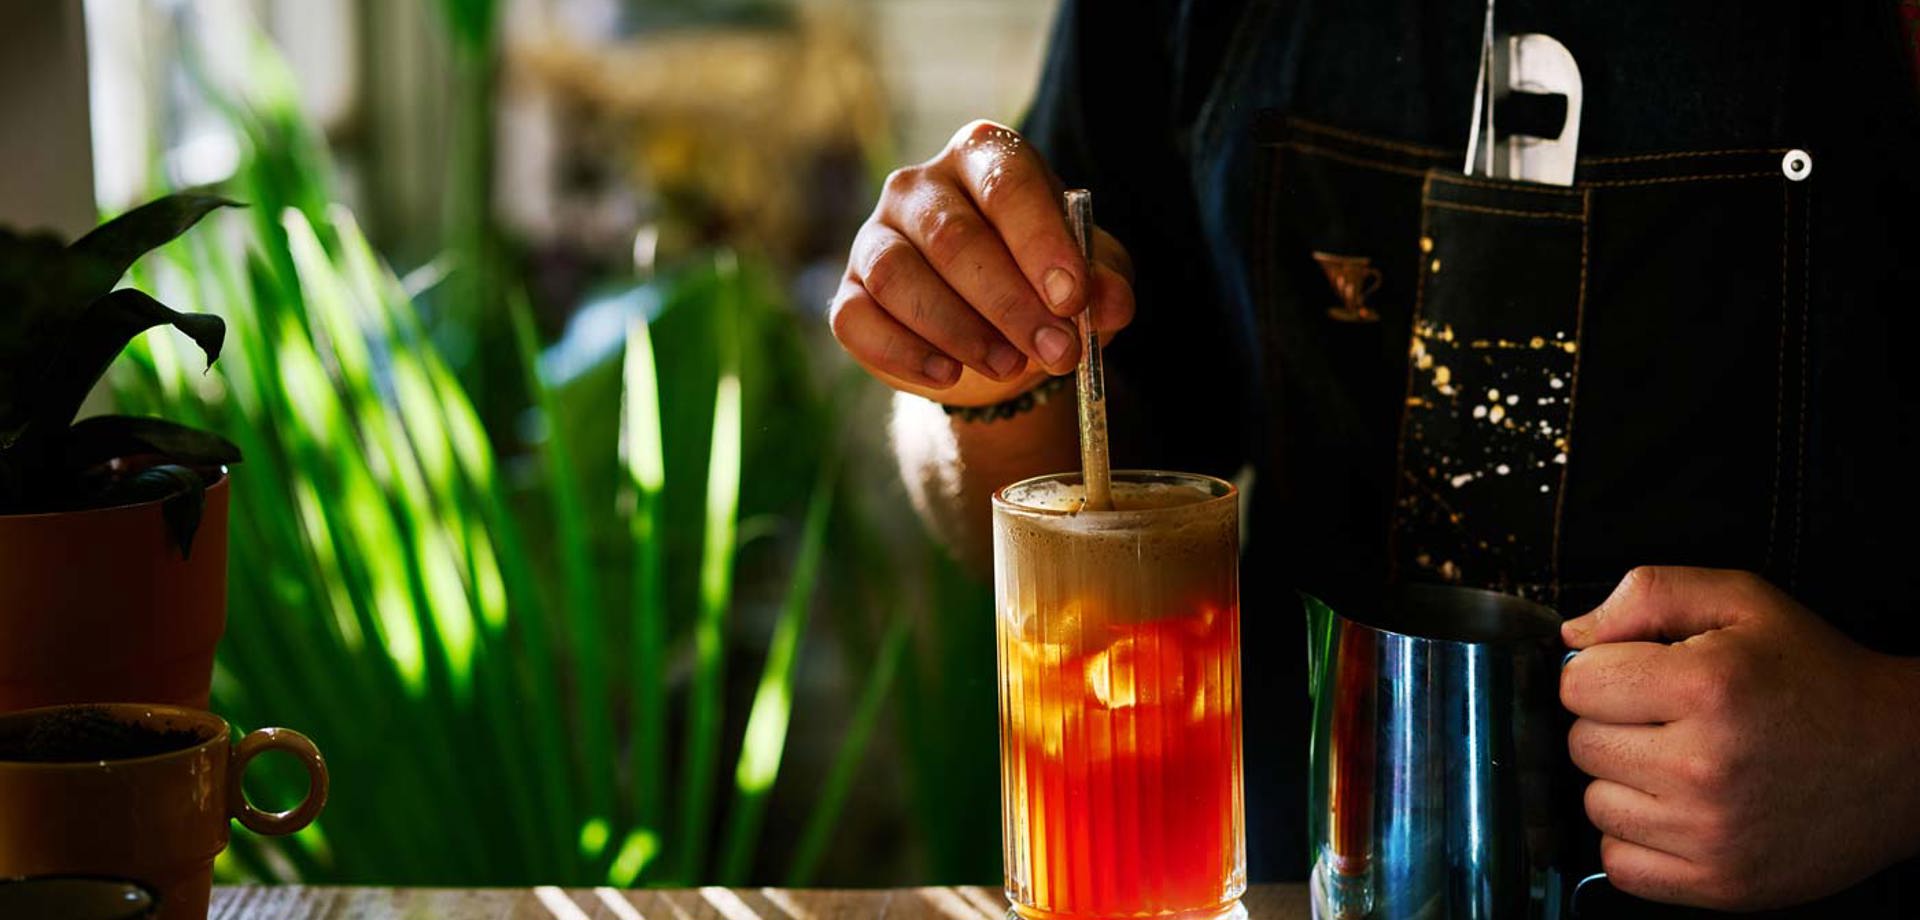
1008;900;1248;920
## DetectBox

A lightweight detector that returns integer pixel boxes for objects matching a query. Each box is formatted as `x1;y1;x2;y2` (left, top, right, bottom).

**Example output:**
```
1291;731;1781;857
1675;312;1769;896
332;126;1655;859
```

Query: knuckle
976;160;1042;214
1599;841;1647;890
876;330;922;375
1688;659;1742;712
861;241;912;302
826;295;854;338
1559;663;1590;711
1581;781;1618;828
1689;672;1729;713
918;205;981;268
1567;721;1598;766
1693;805;1739;854
1681;750;1732;789
954;118;1019;152
882;166;924;198
1620;565;1662;603
985;287;1035;327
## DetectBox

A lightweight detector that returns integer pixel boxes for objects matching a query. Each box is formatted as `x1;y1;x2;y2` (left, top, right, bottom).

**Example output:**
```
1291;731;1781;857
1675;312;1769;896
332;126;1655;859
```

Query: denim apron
1026;0;1920;912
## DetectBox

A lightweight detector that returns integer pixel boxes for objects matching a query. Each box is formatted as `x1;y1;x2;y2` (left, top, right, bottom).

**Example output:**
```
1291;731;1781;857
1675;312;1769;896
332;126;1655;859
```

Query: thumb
1562;566;1752;648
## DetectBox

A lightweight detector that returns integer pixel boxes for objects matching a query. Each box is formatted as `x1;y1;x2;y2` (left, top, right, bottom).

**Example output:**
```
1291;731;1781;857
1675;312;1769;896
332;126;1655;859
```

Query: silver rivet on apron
1781;149;1812;182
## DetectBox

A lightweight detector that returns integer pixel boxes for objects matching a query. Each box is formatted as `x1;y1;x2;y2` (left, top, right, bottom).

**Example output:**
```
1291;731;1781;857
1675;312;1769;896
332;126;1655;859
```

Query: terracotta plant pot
0;475;229;713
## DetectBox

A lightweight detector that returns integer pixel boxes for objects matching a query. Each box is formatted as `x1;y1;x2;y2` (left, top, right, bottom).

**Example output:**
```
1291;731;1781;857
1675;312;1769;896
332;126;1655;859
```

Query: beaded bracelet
940;374;1075;424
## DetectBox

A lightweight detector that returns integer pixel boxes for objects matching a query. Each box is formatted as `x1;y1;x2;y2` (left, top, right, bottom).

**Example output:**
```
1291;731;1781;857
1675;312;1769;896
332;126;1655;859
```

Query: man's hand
1560;566;1920;910
831;120;1134;406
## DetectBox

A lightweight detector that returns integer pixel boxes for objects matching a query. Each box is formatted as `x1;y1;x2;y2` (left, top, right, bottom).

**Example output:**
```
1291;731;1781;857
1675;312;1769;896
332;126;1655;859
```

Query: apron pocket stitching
1387;174;1441;582
1585;171;1780;188
1551;189;1595;608
1791;183;1812;588
1277;140;1430;179
1768;182;1790;575
1426;200;1586;222
1288;116;1456;159
1282;117;1789;169
1581;147;1793;164
1428;172;1583;197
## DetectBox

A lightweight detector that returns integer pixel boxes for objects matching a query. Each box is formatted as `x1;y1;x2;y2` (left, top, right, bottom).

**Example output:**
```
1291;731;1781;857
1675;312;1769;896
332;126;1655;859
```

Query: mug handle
1361;266;1384;297
227;727;330;836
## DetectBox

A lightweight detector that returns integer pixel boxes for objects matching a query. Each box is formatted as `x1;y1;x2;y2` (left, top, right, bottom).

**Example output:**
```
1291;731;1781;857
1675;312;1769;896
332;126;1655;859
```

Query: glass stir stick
1064;189;1113;512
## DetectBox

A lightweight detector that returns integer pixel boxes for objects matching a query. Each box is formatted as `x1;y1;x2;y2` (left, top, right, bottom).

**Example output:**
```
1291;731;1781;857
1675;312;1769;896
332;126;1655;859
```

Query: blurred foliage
108;25;916;888
104;1;1009;888
510;6;890;265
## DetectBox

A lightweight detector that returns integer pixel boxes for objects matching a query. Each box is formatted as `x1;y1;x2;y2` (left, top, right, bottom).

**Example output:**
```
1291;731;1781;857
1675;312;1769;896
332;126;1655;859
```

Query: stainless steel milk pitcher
1307;585;1580;920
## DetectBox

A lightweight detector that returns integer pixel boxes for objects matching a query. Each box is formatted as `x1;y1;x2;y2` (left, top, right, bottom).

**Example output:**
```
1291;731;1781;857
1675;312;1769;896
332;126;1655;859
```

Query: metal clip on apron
1465;0;1582;187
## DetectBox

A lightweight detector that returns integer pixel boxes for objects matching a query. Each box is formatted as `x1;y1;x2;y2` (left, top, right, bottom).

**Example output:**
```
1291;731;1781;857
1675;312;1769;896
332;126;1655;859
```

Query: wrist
940;374;1074;423
890;387;1078;574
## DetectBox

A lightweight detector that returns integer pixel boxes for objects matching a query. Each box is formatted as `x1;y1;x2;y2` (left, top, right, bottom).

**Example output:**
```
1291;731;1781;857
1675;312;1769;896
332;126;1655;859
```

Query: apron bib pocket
1394;174;1588;602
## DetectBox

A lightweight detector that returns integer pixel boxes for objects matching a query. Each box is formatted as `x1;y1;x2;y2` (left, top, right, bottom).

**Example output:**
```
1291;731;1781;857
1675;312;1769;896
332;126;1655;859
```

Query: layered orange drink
992;471;1245;920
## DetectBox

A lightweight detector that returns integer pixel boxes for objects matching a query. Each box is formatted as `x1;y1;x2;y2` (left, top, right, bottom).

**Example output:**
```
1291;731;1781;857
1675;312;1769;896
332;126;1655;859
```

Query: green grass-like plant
110;35;905;883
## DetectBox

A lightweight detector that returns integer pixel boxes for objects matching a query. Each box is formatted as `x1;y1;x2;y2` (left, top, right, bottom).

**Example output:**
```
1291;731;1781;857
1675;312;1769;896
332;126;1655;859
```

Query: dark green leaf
18;289;225;454
68;193;242;298
92;463;209;558
64;415;242;470
0;193;235;464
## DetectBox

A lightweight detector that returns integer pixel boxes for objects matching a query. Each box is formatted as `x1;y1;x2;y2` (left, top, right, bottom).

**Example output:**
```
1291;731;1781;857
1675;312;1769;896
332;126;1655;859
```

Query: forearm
890;389;1079;576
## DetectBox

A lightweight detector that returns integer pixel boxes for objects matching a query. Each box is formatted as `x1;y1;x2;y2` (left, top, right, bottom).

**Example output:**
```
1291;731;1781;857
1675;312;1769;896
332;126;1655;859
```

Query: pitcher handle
228;727;330;836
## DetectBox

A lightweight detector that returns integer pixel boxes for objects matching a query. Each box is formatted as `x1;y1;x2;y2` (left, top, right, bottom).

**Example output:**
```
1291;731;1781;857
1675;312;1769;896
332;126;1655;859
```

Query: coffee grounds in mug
0;706;208;763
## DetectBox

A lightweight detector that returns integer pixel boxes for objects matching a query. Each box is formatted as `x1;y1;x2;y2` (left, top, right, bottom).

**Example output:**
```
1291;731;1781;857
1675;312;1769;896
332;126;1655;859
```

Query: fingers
1564;566;1765;648
827;281;961;389
1561;641;1695;723
1091;226;1134;281
851;223;1028;380
1586;779;1692;856
876;174;1080;375
838;120;1139;398
1086;260;1136;336
1569;721;1683;794
947;121;1088;318
1600;834;1716;908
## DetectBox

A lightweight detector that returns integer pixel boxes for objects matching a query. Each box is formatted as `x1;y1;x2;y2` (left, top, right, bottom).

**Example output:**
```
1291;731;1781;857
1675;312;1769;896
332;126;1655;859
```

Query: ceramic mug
0;703;327;920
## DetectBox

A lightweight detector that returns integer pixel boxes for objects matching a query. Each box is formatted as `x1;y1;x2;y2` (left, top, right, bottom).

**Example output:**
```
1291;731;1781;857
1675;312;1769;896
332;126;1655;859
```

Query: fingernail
1043;268;1077;310
985;343;1025;378
1034;325;1072;366
923;354;960;384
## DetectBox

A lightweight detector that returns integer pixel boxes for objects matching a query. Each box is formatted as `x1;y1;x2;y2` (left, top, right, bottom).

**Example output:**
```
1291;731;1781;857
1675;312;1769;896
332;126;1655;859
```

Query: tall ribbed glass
993;471;1245;920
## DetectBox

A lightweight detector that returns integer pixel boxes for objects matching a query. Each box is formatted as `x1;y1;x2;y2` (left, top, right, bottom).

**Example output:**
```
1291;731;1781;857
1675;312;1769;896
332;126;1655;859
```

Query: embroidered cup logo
1313;251;1384;322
